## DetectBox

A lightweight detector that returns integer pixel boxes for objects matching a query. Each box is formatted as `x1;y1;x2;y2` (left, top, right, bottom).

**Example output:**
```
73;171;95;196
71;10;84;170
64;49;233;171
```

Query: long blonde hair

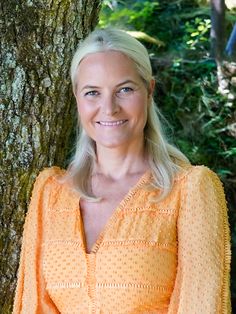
60;28;189;201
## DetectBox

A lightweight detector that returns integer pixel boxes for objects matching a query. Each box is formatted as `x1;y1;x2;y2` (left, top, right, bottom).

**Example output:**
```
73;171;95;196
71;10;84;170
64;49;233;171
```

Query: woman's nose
102;94;120;116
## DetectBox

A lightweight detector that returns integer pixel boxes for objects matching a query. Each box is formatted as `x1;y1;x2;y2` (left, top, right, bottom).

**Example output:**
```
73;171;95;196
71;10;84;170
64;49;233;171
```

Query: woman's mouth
96;120;127;126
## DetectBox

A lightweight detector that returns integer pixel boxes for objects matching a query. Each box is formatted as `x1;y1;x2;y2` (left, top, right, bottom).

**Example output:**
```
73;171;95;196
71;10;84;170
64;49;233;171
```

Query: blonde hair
61;28;189;201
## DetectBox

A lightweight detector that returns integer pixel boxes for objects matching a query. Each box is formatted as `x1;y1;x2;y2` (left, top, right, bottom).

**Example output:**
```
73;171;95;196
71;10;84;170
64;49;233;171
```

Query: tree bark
0;1;101;312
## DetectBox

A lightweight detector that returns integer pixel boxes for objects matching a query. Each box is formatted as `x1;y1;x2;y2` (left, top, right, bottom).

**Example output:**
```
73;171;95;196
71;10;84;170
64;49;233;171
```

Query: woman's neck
94;142;148;180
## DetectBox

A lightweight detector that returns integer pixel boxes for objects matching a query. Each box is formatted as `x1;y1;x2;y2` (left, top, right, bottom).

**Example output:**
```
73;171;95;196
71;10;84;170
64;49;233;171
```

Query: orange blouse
13;165;231;313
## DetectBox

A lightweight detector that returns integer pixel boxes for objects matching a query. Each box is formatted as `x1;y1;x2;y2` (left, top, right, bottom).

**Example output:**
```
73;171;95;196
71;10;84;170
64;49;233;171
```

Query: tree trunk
210;0;226;61
0;1;101;312
210;0;230;94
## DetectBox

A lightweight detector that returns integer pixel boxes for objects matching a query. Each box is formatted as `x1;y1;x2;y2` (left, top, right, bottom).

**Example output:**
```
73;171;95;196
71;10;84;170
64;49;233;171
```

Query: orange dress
13;165;231;314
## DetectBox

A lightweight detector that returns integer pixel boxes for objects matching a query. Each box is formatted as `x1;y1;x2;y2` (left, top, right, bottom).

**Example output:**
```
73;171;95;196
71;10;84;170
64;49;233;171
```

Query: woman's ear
73;83;80;109
73;84;78;99
148;78;155;98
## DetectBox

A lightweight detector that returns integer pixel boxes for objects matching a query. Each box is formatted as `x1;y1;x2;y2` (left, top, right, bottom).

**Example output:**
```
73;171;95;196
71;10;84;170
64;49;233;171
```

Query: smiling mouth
96;120;128;126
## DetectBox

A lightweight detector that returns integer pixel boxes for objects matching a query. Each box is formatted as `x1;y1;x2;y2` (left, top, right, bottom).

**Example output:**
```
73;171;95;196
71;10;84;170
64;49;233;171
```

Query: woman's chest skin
79;174;144;253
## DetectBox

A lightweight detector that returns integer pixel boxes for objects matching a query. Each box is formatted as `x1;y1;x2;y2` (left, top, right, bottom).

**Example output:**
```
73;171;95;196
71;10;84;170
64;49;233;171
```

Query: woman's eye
118;87;133;94
84;90;98;96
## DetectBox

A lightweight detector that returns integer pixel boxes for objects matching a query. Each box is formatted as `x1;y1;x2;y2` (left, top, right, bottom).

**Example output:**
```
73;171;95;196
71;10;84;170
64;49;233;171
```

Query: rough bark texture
0;1;101;312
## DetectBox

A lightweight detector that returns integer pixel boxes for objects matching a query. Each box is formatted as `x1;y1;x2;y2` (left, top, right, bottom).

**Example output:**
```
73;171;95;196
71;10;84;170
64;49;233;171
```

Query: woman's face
75;51;154;151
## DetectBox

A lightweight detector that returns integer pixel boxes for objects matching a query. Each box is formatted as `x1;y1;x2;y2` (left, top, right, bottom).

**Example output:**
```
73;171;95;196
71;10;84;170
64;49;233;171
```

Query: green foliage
183;17;211;50
157;60;236;178
99;1;159;31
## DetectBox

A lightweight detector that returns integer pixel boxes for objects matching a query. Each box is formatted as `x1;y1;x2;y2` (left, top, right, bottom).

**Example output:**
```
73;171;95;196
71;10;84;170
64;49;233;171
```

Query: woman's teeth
98;120;127;126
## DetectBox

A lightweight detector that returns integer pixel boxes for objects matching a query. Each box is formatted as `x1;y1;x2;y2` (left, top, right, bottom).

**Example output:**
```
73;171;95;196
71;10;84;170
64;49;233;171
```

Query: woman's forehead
77;51;141;81
80;51;137;68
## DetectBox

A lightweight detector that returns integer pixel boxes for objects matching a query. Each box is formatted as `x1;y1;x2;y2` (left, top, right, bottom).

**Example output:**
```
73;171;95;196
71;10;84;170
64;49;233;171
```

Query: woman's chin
96;142;126;149
95;138;132;150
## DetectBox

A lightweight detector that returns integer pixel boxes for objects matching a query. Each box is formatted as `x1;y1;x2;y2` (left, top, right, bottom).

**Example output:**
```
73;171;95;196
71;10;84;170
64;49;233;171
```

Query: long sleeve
168;166;231;313
13;167;62;314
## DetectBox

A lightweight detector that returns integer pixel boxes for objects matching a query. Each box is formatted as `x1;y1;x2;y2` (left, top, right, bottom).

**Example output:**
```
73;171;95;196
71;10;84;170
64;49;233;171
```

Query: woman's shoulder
173;164;226;202
32;165;67;190
37;165;66;177
174;163;222;186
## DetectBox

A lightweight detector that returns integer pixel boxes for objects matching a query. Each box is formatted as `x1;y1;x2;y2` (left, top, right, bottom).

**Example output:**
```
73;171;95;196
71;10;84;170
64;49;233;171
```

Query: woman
13;28;231;313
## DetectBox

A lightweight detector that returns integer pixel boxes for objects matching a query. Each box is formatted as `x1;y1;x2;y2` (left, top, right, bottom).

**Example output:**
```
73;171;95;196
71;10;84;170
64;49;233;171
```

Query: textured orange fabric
13;165;231;314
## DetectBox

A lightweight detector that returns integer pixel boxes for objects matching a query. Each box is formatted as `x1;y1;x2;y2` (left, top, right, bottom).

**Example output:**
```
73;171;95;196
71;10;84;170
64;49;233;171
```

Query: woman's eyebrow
116;79;138;87
81;85;100;91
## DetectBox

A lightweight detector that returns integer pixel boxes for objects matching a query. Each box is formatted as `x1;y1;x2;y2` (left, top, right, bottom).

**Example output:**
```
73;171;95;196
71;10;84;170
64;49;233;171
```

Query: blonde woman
13;28;231;313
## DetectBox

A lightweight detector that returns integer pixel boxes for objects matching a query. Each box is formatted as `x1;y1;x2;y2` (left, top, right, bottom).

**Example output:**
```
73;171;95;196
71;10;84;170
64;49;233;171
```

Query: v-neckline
78;170;152;255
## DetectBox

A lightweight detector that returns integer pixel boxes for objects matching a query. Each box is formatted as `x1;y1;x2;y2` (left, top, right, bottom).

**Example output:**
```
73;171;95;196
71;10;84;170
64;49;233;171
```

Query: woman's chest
45;181;180;250
43;201;179;313
79;174;151;253
79;188;132;253
44;184;180;259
